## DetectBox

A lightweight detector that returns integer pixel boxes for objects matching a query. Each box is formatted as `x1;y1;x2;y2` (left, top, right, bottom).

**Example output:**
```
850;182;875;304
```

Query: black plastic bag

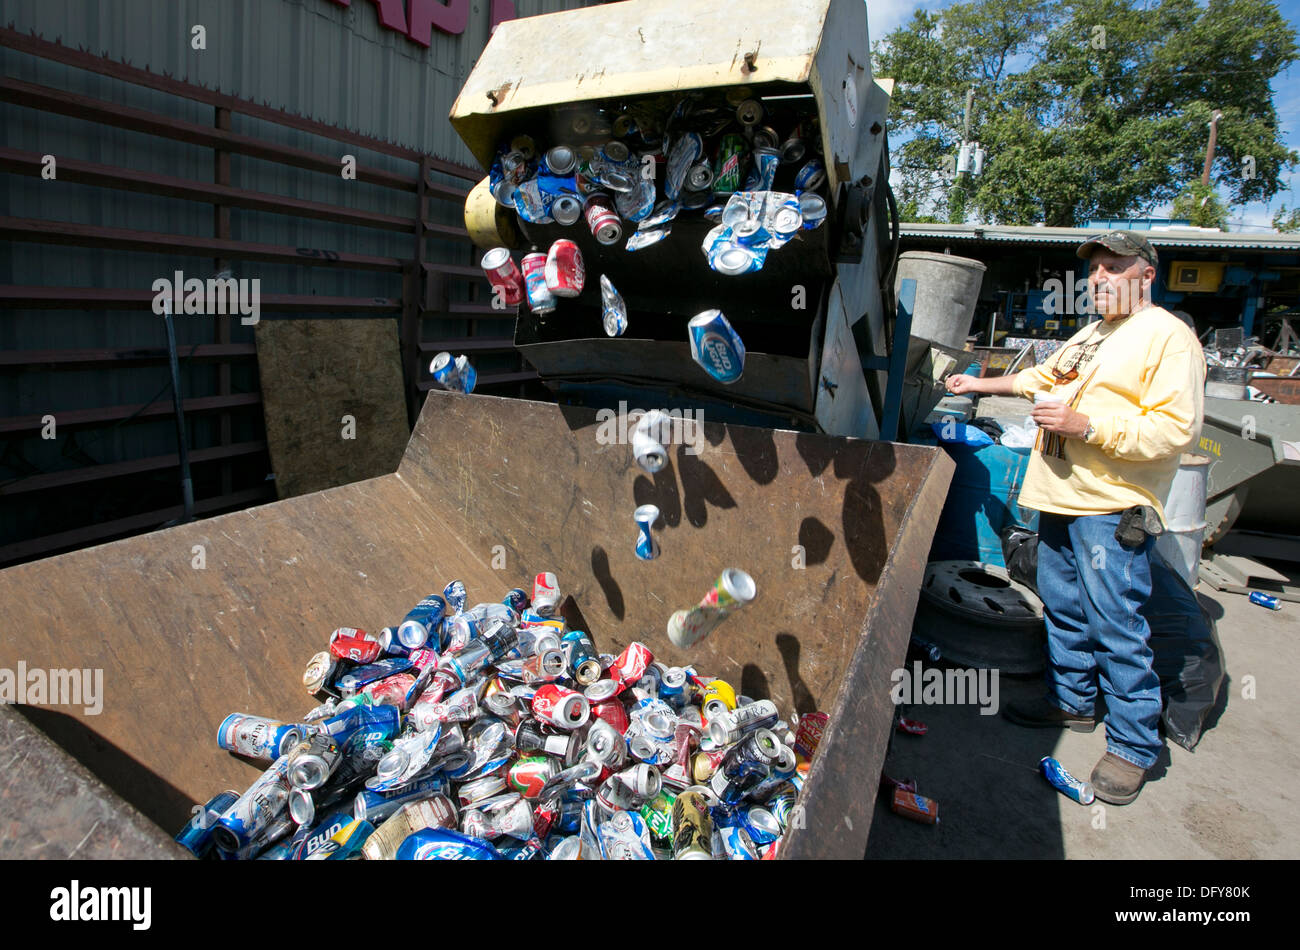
1143;548;1226;752
1000;524;1038;590
998;525;1226;752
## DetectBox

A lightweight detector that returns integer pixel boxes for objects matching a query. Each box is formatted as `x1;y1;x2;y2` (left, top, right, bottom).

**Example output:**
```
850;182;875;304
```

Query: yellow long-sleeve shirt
1012;305;1206;523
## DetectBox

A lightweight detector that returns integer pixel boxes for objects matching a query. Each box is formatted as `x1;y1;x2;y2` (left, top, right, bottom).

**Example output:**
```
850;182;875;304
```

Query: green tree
1171;182;1229;229
875;0;1299;226
1274;205;1300;232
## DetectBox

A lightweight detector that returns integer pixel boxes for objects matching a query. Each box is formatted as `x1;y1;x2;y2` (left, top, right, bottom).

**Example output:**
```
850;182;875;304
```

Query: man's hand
946;374;980;395
1032;403;1091;439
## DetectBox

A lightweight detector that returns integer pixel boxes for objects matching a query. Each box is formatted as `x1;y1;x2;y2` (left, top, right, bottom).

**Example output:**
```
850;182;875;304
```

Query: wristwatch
1083;423;1096;442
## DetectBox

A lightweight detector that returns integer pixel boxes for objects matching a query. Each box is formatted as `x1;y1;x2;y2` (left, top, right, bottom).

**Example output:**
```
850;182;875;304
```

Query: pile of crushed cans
485;89;829;272
178;573;827;860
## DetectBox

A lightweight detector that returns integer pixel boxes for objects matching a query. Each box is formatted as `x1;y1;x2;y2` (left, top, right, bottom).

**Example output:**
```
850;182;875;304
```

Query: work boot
1091;752;1147;805
1002;696;1096;732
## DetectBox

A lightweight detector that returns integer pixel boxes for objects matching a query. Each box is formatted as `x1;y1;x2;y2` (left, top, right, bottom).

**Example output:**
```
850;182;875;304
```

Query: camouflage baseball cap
1075;230;1158;266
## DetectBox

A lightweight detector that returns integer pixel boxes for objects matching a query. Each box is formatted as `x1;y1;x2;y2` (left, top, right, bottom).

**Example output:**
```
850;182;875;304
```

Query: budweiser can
532;571;562;616
480;247;525;307
521;250;557;314
361;796;458;860
544;240;585;297
582;193;623;245
531;684;590;730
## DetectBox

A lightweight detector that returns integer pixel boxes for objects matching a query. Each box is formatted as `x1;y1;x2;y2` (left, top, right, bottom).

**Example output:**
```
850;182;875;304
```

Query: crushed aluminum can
598;809;655;860
512;177;554;224
664;132;703;200
639;200;680;229
544;239;585;298
897;716;928;736
615;180;657;222
626;225;671;251
798;191;828;229
891;787;940;824
795;158;826;192
1040;756;1095;805
743;147;780;191
703;226;765;276
600;274;628;337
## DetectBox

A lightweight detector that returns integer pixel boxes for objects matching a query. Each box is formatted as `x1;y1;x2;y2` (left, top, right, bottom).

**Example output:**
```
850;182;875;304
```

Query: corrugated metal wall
0;0;594;562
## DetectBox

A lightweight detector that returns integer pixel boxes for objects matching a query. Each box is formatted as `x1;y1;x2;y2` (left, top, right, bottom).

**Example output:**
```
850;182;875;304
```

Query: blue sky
868;0;1300;230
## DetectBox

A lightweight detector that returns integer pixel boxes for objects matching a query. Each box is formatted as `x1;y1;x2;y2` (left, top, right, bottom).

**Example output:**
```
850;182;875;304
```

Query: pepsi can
444;580;468;614
688;310;746;384
1250;591;1282;610
795;158;826;192
503;588;530;612
397;595;447;649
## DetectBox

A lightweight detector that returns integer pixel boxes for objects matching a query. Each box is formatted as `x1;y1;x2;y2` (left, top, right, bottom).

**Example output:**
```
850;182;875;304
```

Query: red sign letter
490;0;517;33
407;0;469;45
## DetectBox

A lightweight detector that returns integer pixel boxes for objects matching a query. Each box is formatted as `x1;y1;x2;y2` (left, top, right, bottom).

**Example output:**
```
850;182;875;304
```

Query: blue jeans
1036;512;1163;769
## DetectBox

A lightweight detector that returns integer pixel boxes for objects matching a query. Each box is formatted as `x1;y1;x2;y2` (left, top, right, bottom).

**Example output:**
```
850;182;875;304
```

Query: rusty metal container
0;392;952;859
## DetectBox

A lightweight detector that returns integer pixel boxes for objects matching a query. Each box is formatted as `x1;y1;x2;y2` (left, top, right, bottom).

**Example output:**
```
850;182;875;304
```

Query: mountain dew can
639;789;677;846
713;134;746;196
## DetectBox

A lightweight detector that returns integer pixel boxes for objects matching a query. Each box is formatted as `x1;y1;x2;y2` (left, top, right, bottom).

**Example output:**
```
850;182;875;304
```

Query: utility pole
1201;109;1223;187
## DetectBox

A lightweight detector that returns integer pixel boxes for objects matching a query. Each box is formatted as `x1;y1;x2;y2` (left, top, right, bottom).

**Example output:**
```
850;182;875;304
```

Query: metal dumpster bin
451;0;896;438
0;392;952;859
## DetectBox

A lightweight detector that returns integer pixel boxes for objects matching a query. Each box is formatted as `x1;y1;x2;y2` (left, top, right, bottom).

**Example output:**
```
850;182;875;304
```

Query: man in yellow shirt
948;230;1206;804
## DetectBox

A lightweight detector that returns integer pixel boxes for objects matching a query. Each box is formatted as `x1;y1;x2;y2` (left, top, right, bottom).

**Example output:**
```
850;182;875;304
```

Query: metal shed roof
900;222;1300;253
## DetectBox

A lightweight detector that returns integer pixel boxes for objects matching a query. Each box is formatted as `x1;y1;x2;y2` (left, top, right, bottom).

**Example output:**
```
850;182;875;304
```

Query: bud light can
688;310;746;384
396;827;503;860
